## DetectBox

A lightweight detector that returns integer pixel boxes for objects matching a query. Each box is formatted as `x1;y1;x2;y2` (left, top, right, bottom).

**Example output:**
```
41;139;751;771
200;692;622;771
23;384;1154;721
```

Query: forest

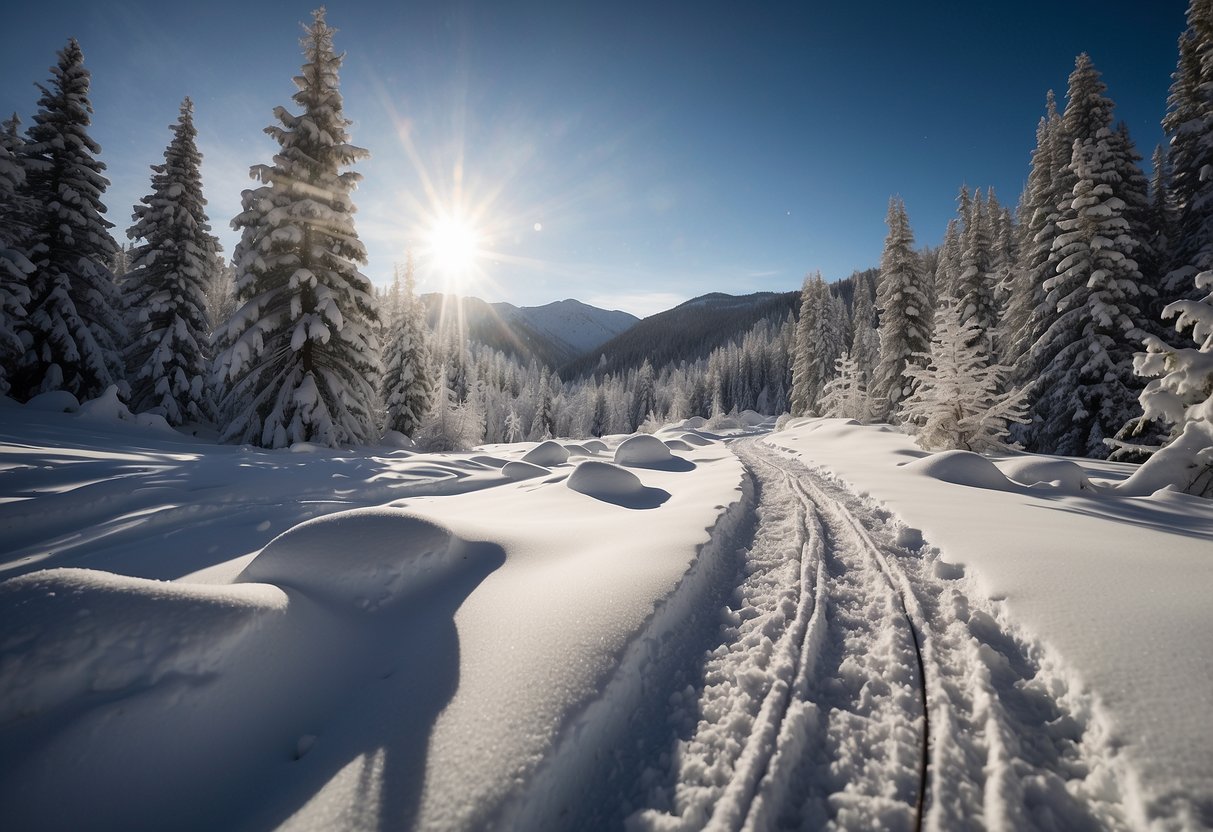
0;7;1210;495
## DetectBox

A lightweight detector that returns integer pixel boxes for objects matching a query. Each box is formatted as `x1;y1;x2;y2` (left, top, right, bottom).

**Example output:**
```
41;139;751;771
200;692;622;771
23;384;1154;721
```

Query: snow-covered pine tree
899;298;1027;453
631;358;656;429
818;352;872;422
381;253;434;437
1123;271;1213;496
849;276;880;387
1161;0;1213;310
789;273;840;415
1027;127;1152;457
215;10;382;448
955;188;1000;362
935;218;962;300
0;115;33;397
1007;92;1065;377
872;197;932;421
12;39;126;402
123;98;220;425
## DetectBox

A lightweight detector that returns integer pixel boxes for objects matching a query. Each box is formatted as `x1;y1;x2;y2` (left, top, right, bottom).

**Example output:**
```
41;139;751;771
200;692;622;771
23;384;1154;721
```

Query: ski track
629;438;1142;832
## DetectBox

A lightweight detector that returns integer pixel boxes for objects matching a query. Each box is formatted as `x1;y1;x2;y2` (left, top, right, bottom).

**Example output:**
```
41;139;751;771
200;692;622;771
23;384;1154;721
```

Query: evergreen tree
0;115;33;397
1008;91;1064;375
123;98;219;425
849;277;880;387
214;10;382;448
631;358;657;429
789;273;841;415
12;39;126;402
1162;0;1213;308
872;197;932;421
899;299;1027;453
955;188;1000;362
382;253;434;437
818;352;873;422
1027;130;1151;457
1123;271;1213;496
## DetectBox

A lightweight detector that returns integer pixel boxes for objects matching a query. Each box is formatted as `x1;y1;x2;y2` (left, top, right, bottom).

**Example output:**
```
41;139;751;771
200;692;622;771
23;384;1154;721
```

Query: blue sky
2;1;1188;317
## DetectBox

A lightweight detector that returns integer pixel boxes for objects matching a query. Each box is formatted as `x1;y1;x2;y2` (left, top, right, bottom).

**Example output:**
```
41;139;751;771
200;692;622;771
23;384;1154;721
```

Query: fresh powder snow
1;397;1211;830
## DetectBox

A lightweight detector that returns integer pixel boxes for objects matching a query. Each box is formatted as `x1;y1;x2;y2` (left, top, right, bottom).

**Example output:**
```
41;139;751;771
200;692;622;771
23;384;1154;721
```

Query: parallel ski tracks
631;438;1139;832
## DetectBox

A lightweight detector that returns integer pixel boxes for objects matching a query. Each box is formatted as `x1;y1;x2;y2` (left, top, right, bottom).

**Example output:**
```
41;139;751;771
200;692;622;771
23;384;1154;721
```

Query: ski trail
630;438;1143;832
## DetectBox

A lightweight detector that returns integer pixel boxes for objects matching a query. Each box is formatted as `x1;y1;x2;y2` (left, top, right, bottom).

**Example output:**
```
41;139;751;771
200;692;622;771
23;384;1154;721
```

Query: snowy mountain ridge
494;298;639;359
420;294;638;369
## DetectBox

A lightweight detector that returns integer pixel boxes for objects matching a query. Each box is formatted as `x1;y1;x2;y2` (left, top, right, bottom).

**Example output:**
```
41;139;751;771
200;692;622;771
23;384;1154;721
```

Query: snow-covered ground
2;401;1211;830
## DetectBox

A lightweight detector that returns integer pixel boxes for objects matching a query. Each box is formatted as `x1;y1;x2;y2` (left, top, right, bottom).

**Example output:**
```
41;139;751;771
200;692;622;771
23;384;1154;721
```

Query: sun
425;213;481;286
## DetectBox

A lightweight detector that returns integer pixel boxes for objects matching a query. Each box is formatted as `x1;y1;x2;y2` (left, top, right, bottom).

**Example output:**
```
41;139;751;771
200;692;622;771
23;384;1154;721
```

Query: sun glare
425;214;481;286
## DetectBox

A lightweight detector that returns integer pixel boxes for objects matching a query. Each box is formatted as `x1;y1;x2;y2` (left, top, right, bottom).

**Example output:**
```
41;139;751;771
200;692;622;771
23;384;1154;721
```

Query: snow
2;397;1210;829
766;417;1213;825
520;439;570;466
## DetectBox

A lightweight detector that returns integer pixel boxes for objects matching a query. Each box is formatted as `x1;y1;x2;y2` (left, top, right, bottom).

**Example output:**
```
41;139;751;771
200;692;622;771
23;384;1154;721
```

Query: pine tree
123;98;219;425
1124;272;1213;496
1027;130;1152;457
789;273;842;415
1008;91;1065;376
955;188;1000;362
214;10;382;448
0;115;33;397
872;197;932;421
818;352;873;422
849;276;880;387
382;253;435;437
631;358;656;429
1162;0;1213;309
12;39;126;402
899;299;1027;453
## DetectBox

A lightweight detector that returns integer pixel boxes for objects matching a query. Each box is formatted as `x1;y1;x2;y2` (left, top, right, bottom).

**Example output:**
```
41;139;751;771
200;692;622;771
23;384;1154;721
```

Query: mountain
420;295;638;369
561;291;800;379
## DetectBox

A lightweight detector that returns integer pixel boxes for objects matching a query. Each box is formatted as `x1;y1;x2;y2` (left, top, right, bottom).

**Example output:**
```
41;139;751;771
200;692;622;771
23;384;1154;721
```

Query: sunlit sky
3;1;1187;317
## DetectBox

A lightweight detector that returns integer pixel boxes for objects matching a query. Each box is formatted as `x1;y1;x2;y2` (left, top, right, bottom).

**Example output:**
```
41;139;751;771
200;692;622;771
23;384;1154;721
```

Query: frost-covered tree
214;10;382;448
1026;129;1152;457
955;188;1000;362
872;197;932;421
123;99;219;425
900;299;1027;453
382;254;434;437
1122;273;1213;496
631;358;656;429
1161;0;1213;311
818;352;873;422
12;39;126;402
0;115;33;397
1008;91;1065;375
849;275;880;387
790;273;844;415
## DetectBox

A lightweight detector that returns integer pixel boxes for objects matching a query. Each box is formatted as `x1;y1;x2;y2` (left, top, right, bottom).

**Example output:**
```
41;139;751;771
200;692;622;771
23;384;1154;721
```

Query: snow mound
614;434;673;466
522;440;571;466
237;508;489;612
289;442;323;453
73;385;176;434
25;390;80;413
379;429;417;449
582;439;608;453
681;416;708;429
663;439;694;452
738;409;767;427
503;460;550;481
678;432;712;446
566;460;669;508
904;450;1017;492
468;454;507;469
0;568;286;723
562;443;593;456
999;457;1094;493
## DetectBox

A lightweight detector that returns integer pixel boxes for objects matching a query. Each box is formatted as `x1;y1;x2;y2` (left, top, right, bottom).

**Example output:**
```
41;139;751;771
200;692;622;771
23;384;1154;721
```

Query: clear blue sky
2;1;1188;317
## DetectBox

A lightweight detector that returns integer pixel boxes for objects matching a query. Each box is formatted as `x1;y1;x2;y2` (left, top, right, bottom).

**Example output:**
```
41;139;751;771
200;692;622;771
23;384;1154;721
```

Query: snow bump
237;508;496;612
521;440;571;466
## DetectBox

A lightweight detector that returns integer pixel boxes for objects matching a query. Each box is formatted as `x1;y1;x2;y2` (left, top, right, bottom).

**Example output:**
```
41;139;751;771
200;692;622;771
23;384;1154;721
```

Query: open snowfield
1;399;1211;831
